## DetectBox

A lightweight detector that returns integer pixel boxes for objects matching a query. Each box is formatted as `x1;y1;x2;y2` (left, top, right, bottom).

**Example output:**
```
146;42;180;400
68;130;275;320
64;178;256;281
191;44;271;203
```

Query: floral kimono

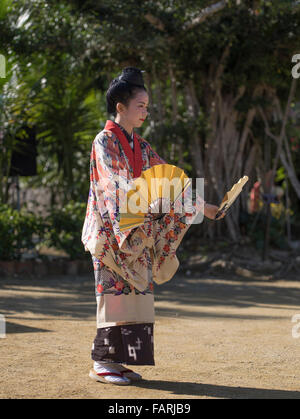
81;119;205;365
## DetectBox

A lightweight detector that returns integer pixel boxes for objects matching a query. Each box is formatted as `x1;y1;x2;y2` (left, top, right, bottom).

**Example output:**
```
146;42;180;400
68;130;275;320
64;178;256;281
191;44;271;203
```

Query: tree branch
144;13;166;32
183;1;228;31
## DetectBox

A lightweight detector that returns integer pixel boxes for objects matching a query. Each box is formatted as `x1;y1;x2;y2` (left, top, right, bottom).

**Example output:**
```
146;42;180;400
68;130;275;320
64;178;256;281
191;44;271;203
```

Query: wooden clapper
215;175;249;219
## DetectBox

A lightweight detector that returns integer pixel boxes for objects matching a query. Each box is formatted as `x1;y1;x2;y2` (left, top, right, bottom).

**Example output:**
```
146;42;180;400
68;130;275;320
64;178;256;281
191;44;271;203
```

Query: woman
81;67;225;386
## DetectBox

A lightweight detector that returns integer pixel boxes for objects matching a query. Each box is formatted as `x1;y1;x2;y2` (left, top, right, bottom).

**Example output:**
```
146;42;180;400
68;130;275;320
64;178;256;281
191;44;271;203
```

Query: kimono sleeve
91;132;151;256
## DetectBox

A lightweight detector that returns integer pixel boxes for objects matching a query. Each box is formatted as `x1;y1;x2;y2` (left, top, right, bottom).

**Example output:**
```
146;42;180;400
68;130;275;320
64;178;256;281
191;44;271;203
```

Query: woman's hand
204;203;226;220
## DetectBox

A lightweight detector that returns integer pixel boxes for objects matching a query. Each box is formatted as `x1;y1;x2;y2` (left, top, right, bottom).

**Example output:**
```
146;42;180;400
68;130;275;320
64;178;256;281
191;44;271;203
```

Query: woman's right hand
204;203;226;220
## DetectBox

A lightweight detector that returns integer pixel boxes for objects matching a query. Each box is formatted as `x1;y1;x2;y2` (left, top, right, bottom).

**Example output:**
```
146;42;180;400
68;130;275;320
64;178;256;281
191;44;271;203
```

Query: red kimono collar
104;120;143;178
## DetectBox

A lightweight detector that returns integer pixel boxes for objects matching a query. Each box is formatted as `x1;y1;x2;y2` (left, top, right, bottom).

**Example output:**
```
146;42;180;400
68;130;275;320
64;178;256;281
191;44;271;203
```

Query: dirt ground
1;259;300;399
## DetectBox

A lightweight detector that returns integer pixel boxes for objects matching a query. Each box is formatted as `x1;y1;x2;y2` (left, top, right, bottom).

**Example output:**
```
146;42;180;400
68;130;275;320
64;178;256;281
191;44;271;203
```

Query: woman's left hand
204;203;226;220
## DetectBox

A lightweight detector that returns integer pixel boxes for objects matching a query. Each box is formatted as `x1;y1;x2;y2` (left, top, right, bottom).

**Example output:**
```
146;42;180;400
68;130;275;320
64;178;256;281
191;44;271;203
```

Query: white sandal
114;365;142;381
89;368;131;385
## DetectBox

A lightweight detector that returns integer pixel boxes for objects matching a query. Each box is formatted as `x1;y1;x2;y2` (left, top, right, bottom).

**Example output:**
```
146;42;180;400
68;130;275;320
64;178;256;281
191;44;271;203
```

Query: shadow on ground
5;321;51;334
133;379;300;399
1;269;300;323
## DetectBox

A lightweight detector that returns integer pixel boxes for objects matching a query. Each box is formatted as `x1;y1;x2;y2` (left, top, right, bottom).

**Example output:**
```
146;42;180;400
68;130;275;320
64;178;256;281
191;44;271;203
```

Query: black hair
106;67;147;118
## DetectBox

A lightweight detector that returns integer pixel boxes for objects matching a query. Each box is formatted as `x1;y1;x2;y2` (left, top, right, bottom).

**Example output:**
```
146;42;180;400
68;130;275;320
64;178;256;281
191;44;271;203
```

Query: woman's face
117;89;149;128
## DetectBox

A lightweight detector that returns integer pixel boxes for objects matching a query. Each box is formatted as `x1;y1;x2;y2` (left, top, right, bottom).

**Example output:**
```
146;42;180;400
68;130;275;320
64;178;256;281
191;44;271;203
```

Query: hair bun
119;67;145;87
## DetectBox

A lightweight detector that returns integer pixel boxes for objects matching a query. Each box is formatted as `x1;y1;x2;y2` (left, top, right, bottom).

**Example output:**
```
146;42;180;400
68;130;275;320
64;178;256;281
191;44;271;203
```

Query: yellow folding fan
215;175;249;219
119;164;191;232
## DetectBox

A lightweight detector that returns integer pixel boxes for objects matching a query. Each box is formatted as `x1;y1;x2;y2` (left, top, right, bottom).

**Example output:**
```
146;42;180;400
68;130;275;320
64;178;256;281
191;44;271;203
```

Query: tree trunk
169;63;178;163
184;81;204;178
259;79;300;199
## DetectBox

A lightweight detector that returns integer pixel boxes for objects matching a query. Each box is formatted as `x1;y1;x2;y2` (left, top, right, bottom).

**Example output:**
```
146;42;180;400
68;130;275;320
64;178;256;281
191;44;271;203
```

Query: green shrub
0;204;46;260
44;201;87;260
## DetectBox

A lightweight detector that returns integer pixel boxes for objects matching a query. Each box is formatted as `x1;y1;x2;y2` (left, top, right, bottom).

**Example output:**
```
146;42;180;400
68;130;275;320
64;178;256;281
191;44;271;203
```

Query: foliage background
1;0;300;259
